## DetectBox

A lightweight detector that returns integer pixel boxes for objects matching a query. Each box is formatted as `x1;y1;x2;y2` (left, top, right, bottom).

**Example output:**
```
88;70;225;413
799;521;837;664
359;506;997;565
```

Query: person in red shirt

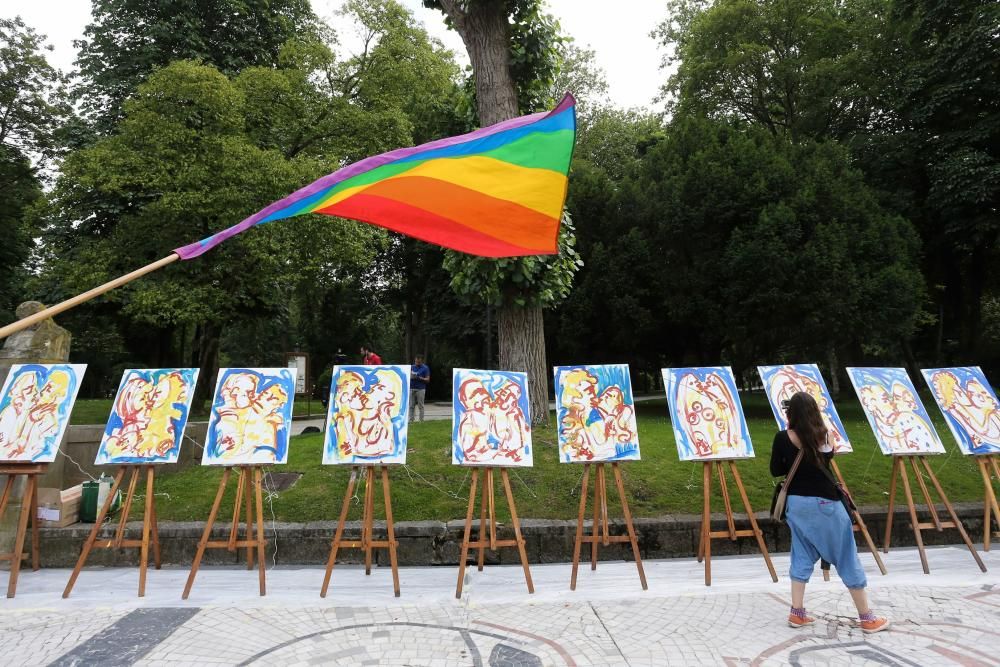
360;345;382;365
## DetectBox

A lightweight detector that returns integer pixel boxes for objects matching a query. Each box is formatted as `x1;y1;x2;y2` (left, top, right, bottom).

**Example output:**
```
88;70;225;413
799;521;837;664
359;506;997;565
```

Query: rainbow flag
175;94;576;259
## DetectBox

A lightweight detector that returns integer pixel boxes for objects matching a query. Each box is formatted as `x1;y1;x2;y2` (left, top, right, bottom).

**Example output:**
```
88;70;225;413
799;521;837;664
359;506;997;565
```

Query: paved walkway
2;546;999;665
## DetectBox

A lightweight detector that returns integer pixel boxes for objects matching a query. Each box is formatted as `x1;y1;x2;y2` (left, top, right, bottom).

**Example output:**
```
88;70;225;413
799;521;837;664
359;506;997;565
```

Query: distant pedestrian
360;345;382;365
771;392;889;633
409;355;430;422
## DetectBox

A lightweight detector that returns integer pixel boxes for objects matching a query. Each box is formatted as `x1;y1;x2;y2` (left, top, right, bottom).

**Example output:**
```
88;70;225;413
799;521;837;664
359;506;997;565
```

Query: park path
2;546;999;665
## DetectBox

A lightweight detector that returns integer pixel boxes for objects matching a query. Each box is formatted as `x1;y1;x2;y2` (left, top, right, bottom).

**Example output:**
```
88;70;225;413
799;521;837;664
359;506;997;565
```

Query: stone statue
0;302;71;387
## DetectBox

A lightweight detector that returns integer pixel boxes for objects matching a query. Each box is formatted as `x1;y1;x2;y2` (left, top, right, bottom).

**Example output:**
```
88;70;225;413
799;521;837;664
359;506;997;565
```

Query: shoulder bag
770;444;804;523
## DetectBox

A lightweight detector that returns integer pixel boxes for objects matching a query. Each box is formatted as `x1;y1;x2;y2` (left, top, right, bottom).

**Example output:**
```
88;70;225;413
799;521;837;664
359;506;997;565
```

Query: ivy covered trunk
498;303;548;425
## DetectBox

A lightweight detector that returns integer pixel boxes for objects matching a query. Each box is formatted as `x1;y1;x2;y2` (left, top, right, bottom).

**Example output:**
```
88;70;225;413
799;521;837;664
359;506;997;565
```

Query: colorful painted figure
203;368;295;465
661;366;754;461
452;369;533;466
847;367;945;455
96;368;199;464
0;363;85;463
553;364;639;463
757;364;852;452
324;365;410;465
922;366;1000;455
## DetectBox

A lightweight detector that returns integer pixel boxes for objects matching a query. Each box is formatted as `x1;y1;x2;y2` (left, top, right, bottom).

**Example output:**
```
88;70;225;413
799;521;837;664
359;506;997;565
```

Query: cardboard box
36;484;82;528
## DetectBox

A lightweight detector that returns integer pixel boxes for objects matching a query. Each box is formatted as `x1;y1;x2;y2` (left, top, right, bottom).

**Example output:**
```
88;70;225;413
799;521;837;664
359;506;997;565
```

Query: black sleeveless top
769;430;838;500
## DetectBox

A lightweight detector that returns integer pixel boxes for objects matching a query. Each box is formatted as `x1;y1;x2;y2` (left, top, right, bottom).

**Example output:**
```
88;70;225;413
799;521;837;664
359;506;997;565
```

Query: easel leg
909;457;942;530
717;463;736;540
229;470;245;552
363;467;374;576
500;469;533;594
182;468;231;600
599;465;609;547
590;465;601;570
320;467;358;598
0;475;14;522
487;468;496;551
381;467;400;598
702;462;712;586
455;469;479;599
150;485;161;570
477;469;487;571
115;467;141;549
63;467;127;598
978;458;1000;552
570;465;591;591
138;466;154;597
898;458;929;574
883;457;900;552
729;462;778;583
7;475;35;598
254;467;266;596
612;463;647;590
29;476;39;572
921;457;987;573
243;471;254;570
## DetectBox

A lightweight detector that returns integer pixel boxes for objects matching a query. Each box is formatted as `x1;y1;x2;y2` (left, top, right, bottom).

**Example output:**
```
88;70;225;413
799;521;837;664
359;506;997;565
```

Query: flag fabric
174;94;576;259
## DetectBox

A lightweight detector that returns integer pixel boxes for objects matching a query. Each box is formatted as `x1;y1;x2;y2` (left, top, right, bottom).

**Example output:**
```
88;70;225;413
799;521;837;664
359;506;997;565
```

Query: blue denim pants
786;495;867;589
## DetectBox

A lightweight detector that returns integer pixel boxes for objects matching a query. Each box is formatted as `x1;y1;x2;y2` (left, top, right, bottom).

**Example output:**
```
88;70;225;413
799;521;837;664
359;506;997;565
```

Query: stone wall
35;502;987;568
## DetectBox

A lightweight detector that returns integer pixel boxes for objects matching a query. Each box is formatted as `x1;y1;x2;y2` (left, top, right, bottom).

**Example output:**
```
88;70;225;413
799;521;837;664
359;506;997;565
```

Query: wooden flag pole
0;254;179;340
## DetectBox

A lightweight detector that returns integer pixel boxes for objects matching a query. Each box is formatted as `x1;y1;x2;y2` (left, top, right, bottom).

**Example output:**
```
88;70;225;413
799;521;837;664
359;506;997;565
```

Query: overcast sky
6;0;670;111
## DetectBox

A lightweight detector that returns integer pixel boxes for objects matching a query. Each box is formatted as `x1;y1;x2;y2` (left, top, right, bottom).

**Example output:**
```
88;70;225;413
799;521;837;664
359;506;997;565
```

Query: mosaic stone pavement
2;546;1000;666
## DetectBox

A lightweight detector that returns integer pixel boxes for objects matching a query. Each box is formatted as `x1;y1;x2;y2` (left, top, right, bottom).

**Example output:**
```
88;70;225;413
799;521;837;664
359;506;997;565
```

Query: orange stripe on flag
324;195;548;257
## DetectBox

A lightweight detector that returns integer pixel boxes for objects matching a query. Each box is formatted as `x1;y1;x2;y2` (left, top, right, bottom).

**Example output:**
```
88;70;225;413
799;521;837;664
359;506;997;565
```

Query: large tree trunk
437;1;551;424
192;322;221;416
439;1;519;125
498;304;548;424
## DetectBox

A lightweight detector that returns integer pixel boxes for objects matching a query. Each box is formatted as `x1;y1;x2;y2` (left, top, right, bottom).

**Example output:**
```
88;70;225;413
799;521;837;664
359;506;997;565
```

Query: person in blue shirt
409;355;430;422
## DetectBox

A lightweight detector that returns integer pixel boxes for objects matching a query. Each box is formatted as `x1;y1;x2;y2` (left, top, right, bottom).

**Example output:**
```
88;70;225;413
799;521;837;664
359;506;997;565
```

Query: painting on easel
324;365;410;465
452;369;532;466
757;364;852;452
661;366;753;461
96;368;200;464
922;366;1000;455
847;367;945;455
553;364;639;463
0;363;86;463
202;368;296;465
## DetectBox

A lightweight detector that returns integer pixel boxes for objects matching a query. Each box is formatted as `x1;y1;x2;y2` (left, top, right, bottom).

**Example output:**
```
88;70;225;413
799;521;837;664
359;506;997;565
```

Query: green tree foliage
74;0;316;127
856;0;1000;359
34;61;379;396
657;0;882;141
556;116;924;379
0;17;69;321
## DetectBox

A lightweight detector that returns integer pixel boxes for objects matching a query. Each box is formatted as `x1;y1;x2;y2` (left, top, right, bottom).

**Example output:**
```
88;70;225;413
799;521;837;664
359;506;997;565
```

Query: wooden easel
182;466;267;599
977;455;1000;551
0;463;45;597
320;465;400;598
883;455;986;573
570;462;647;590
698;460;778;586
63;465;161;598
455;466;533;599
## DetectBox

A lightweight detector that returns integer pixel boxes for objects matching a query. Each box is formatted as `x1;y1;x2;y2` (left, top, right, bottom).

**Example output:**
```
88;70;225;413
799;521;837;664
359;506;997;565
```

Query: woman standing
770;391;890;633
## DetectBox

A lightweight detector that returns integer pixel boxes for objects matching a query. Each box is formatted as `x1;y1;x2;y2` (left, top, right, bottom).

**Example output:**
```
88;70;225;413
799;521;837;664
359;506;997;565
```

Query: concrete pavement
2;546;999;665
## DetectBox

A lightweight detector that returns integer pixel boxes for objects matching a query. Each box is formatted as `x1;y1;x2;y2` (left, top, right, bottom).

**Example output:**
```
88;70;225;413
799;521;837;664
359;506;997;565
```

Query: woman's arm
769;432;788;476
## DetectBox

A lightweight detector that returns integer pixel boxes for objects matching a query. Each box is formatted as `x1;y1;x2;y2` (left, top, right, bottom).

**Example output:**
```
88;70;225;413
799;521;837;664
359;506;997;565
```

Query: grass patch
147;393;985;523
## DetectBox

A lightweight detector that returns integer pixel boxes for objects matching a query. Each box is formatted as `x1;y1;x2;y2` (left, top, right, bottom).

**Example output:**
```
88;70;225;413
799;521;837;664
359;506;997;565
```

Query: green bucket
80;478;119;523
